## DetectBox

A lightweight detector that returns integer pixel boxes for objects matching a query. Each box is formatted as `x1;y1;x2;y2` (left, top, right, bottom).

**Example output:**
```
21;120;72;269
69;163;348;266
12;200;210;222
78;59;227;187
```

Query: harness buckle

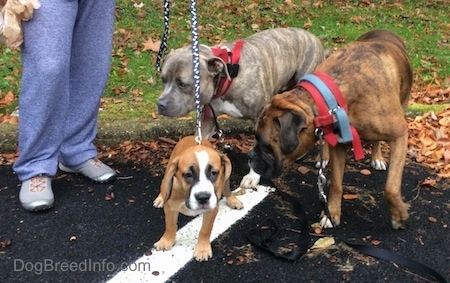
328;106;340;116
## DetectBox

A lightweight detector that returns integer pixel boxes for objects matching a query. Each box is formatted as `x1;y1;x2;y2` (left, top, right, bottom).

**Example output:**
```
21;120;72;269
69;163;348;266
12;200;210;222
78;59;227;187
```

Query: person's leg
59;0;116;166
58;0;117;182
13;0;78;210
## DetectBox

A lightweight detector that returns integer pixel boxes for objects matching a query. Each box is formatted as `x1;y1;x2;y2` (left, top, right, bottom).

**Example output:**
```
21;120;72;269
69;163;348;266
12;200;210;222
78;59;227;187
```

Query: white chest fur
209;99;243;117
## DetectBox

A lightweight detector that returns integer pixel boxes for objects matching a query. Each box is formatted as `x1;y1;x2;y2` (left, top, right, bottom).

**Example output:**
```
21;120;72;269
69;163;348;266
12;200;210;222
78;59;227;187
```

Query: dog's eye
176;79;188;89
183;172;194;182
208;169;219;181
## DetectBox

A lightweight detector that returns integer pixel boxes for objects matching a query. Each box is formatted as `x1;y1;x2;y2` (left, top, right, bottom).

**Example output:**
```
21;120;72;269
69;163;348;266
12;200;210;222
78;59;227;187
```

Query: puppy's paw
154;237;175;251
371;159;387;171
240;170;261;189
153;194;164;208
193;243;212;261
226;195;243;210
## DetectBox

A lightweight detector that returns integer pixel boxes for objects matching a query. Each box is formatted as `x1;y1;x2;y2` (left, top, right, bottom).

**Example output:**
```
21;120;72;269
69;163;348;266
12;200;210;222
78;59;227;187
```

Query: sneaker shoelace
89;158;104;168
29;176;47;193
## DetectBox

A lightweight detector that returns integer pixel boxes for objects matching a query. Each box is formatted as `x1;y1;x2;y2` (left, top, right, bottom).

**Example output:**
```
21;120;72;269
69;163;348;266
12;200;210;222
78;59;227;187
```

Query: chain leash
155;0;203;144
155;0;170;73
189;0;202;144
315;128;328;203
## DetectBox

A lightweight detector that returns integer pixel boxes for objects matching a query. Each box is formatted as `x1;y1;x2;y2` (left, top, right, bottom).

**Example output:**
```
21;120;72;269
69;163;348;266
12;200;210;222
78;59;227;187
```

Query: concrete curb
0;117;255;153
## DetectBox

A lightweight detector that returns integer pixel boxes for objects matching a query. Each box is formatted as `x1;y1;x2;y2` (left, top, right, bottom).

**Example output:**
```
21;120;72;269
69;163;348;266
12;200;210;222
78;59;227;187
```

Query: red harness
203;40;244;121
298;71;364;160
210;40;244;99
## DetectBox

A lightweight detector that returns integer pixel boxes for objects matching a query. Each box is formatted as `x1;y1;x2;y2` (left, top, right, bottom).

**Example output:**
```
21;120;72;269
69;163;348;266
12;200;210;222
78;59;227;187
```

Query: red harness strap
210;40;244;99
298;71;364;160
203;40;244;122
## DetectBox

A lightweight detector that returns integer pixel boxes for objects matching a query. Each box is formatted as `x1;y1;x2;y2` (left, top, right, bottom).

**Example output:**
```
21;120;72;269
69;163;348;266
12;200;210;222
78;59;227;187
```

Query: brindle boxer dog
247;30;413;230
157;27;325;138
153;136;243;261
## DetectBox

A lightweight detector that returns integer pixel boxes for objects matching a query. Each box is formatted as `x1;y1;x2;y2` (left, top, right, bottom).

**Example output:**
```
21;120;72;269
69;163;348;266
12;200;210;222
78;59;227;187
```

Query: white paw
371;159;387;171
153;195;164;208
315;159;329;169
239;168;261;189
319;213;333;229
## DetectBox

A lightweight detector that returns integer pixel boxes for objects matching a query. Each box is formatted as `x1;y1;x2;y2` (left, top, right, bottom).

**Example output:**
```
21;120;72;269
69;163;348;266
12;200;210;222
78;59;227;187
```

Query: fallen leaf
421;178;437;187
428;216;437;223
371;239;381;246
142;37;161;52
0;91;14;106
343;194;358;200
310;236;335;250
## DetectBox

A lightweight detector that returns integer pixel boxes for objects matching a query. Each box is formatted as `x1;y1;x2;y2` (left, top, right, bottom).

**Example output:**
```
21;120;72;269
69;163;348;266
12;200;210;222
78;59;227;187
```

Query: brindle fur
249;30;413;229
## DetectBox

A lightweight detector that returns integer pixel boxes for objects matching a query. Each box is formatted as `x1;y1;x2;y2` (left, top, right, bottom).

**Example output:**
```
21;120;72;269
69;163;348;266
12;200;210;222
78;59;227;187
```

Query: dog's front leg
154;204;179;251
321;144;347;228
194;207;218;261
384;133;410;229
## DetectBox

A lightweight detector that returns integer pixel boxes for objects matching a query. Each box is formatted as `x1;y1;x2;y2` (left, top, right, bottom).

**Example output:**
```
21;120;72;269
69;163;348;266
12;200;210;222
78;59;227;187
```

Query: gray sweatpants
13;0;117;181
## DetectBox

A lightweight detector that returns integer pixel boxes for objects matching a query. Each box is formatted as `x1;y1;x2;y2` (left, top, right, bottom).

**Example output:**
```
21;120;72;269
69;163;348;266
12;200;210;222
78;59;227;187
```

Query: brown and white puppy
153;135;243;261
247;30;413;230
157;27;325;137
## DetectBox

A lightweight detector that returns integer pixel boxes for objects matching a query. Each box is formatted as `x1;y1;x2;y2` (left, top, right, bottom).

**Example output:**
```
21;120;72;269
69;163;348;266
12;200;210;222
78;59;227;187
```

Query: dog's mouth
186;191;218;212
248;146;283;178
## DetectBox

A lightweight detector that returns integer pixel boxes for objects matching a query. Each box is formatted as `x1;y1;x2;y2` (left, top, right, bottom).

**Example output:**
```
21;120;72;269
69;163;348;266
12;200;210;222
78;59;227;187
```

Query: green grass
1;0;449;121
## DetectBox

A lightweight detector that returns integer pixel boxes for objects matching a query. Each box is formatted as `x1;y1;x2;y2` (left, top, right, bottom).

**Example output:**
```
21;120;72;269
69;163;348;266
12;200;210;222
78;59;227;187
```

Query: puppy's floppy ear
278;111;307;154
219;153;233;197
207;57;230;78
159;156;180;203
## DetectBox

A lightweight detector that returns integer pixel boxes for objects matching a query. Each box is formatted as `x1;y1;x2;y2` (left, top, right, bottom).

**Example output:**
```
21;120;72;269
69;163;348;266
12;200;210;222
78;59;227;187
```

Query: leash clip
317;173;327;204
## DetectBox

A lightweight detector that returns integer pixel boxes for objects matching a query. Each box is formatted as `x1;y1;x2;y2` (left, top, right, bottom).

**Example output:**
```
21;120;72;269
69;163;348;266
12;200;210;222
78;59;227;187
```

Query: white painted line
108;186;273;283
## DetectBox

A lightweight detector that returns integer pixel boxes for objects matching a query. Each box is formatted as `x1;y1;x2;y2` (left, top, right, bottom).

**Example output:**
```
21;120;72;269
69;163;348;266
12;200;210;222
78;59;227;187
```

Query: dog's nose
195;192;211;204
157;101;166;113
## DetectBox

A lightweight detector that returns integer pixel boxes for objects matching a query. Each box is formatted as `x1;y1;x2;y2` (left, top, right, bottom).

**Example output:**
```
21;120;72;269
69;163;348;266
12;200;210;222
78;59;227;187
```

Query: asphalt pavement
0;145;449;283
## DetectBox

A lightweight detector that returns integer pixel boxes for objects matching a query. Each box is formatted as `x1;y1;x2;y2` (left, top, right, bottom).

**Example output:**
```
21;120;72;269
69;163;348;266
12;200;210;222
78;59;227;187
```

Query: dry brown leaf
310;237;335;250
343;194;358;200
428;216;437;223
142;37;161;52
421;178;437;187
303;18;313;29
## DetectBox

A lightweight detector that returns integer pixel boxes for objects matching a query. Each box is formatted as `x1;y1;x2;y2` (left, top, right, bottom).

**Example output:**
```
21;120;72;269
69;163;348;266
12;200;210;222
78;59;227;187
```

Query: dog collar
210;40;244;99
297;71;364;160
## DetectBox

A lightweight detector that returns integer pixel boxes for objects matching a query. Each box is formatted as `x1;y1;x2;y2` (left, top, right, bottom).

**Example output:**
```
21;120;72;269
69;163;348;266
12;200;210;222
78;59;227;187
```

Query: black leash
245;180;448;282
243;132;448;282
314;130;448;283
245;187;310;261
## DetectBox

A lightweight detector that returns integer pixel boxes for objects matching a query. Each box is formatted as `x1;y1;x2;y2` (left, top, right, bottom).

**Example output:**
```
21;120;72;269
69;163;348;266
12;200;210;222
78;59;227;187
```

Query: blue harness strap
300;74;353;143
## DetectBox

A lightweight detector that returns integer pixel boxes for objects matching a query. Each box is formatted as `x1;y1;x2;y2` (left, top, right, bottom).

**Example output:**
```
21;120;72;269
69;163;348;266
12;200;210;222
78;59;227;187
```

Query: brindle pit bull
157;27;325;137
247;30;413;230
